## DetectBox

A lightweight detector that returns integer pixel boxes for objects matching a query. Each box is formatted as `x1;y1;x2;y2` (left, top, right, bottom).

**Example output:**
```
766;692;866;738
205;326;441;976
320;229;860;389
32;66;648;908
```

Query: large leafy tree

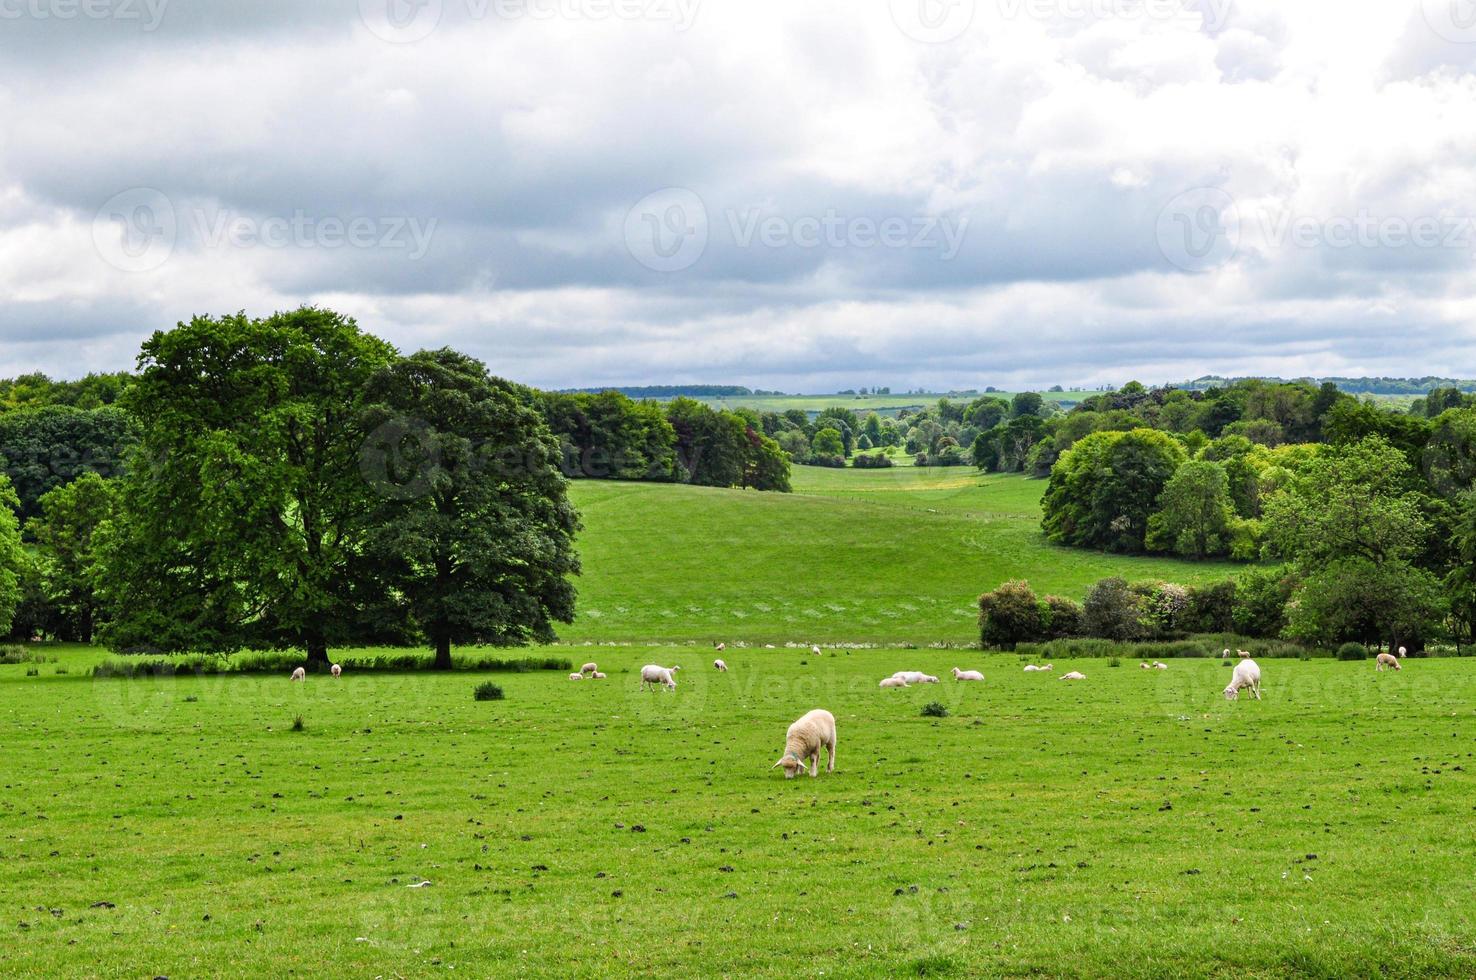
100;308;397;664
0;475;29;636
359;349;580;669
26;472;117;642
1148;459;1232;558
1042;428;1185;552
0;405;135;519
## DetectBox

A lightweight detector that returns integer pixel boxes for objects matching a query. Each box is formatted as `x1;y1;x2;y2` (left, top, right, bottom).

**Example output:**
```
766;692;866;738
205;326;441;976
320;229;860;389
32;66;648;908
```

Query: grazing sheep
811;645;822;655
330;663;342;679
950;667;984;682
713;659;727;672
569;672;584;681
1376;653;1401;672
580;662;598;675
1060;671;1086;681
1224;658;1262;701
640;664;679;691
1238;649;1251;658
772;708;836;779
1153;662;1168;670
715;642;725;652
290;667;305;682
879;676;909;689
1222;648;1231;659
591;671;607;679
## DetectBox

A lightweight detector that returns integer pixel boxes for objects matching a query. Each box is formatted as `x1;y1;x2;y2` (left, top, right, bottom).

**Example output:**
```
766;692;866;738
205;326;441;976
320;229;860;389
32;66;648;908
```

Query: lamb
290;667;306;682
569;672;584;681
1153;662;1168;670
640;664;679;691
811;645;822;656
950;667;984;682
1140;662;1152;670
330;663;342;678
713;659;728;672
1376;653;1401;672
580;662;598;675
1060;671;1086;681
591;671;607;679
1224;658;1262;700
715;642;726;652
879;676;909;689
772;708;836;779
1238;649;1251;658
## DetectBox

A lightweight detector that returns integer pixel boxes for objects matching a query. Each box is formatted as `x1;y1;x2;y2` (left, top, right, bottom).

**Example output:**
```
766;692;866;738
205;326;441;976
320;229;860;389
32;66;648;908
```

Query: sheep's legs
1252;682;1261;701
826;741;835;772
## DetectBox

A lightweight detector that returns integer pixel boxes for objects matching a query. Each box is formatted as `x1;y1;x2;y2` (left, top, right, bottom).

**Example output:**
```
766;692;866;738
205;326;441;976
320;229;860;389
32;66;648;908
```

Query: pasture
565;469;1240;645
5;647;1475;976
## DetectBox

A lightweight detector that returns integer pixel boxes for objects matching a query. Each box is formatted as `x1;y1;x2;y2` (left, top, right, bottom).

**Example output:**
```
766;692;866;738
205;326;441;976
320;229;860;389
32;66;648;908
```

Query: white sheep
1222;648;1231;660
1060;671;1086;681
1224;658;1262;700
879;676;909;689
715;642;726;652
640;664;679;691
1153;662;1168;670
569;672;584;681
330;663;342;678
811;645;822;655
580;662;598;675
1398;646;1407;658
1376;653;1401;672
892;670;927;684
1023;664;1045;672
591;671;607;679
950;667;984;682
290;667;306;682
713;659;727;672
1238;649;1251;658
1139;662;1152;670
772;708;836;779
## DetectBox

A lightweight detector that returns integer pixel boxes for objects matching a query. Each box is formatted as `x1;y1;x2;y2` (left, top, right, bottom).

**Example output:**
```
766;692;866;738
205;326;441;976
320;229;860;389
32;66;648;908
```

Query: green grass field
564;469;1240;645
6;647;1475;976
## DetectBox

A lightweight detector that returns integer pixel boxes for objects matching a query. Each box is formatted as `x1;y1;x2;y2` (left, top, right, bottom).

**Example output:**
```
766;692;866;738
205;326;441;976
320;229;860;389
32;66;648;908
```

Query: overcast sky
3;0;1476;392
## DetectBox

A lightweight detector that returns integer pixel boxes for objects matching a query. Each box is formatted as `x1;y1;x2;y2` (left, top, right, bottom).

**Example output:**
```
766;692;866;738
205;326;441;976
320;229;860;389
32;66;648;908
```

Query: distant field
7;647;1474;976
686;391;1088;416
563;467;1240;645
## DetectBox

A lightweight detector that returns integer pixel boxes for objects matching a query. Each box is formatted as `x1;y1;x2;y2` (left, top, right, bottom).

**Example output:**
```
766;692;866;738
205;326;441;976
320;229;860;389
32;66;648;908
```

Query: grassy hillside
8;647;1473;976
563;467;1240;645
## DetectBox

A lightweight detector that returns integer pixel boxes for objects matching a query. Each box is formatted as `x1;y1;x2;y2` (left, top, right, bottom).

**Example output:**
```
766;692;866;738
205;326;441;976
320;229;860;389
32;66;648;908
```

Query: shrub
1233;567;1295;638
290;715;305;732
853;452;894;469
1109;657;1121;667
473;682;505;701
1041;595;1082;639
25;667;38;676
921;701;948;718
1082;577;1144;641
1184;580;1236;634
1336;642;1367;661
978;580;1042;649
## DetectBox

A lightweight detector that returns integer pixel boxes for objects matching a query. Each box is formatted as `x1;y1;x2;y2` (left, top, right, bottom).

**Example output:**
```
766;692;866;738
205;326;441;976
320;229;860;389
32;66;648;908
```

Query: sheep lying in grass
715;642;725;652
290;667;306;682
1023;664;1052;672
950;668;984;682
330;663;342;678
892;670;927;684
1140;662;1152;670
1224;659;1262;700
772;708;836;779
591;671;607;679
1060;671;1086;681
879;676;909;689
1376;652;1401;672
714;659;727;672
569;672;584;681
640;664;679;691
1153;662;1168;670
580;662;598;675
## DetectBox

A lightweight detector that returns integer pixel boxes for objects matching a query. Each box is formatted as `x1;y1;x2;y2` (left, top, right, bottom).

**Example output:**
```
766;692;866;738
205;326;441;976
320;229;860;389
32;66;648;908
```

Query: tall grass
93;650;571;678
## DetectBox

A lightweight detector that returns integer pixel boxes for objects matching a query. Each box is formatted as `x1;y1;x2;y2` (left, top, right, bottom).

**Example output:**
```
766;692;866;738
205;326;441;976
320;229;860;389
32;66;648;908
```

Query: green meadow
4;466;1473;977
564;468;1240;645
5;647;1475;977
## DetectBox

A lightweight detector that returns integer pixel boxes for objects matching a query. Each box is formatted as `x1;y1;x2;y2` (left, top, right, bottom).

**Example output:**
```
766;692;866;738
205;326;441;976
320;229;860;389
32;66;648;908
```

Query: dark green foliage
920;701;948;718
26;473;117;642
473;681;505;701
1337;642;1367;661
1231;567;1295;638
541;390;677;481
1183;580;1236;634
1041;595;1082;639
1041;429;1186;552
358;348;581;668
852;452;894;469
978;580;1042;649
1081;577;1144;641
290;715;305;732
0;405;135;520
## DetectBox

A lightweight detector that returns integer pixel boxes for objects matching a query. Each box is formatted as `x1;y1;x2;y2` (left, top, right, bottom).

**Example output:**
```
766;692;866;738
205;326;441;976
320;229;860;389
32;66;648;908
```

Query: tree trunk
434;634;452;671
306;637;329;669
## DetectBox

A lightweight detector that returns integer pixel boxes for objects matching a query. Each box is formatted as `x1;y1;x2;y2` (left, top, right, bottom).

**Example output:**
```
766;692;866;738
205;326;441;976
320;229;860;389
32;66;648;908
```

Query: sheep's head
772;753;805;779
1223;686;1239;701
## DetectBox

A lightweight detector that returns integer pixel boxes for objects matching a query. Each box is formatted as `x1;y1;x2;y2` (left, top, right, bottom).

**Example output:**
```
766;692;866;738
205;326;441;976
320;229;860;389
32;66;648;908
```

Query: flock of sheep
284;642;1410;780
